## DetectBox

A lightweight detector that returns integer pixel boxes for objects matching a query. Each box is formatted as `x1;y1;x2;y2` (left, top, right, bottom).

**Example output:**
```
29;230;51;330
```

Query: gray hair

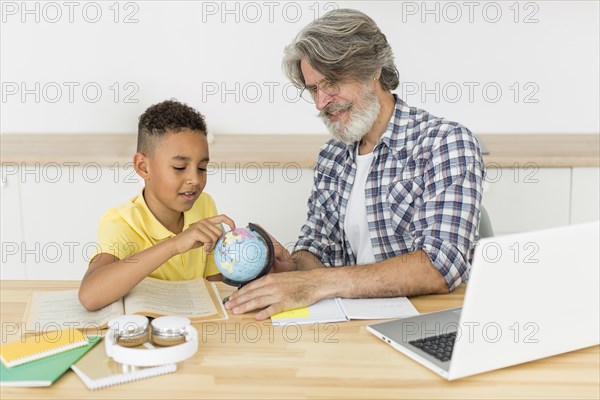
282;9;399;91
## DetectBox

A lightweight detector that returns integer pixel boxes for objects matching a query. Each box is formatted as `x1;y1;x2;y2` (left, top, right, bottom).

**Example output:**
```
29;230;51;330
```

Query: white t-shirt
344;149;376;264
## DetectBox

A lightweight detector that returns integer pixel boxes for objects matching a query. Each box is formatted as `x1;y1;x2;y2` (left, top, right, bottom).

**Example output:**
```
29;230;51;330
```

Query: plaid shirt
294;96;485;290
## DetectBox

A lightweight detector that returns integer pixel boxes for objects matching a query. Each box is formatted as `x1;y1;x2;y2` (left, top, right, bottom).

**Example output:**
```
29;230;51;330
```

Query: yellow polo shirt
92;190;220;280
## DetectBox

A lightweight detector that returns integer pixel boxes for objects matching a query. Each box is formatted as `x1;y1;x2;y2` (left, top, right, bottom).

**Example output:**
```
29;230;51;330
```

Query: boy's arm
78;239;178;311
78;214;235;311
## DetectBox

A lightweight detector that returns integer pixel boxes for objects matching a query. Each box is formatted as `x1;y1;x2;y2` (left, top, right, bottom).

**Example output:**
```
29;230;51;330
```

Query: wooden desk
1;281;599;399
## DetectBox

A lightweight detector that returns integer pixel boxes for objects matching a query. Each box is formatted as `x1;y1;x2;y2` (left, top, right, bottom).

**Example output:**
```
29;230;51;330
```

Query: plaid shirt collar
340;95;409;163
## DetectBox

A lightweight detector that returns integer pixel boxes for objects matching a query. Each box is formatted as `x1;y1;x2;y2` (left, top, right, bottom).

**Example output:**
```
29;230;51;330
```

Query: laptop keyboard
409;331;456;362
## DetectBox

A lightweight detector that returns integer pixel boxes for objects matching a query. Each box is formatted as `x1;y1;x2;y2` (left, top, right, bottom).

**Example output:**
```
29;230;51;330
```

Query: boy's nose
186;171;200;185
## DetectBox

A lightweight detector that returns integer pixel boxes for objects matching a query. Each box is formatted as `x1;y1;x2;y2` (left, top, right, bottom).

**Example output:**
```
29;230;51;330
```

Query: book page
24;290;124;332
338;297;419;320
124;278;218;319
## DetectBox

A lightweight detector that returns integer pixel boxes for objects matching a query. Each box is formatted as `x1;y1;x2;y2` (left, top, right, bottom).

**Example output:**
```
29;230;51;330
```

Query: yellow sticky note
272;307;310;320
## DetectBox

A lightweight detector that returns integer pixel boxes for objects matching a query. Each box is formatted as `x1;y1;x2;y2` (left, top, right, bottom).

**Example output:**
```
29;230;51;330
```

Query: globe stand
221;223;275;304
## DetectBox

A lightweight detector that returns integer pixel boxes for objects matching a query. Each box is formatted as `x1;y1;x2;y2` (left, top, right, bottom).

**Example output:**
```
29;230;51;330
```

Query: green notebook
0;336;101;387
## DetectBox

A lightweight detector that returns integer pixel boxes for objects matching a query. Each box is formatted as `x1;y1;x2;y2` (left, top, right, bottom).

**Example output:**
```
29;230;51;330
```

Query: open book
271;297;419;326
23;278;228;332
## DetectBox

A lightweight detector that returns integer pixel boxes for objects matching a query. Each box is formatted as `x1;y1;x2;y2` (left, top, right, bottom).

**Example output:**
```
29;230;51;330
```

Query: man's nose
315;90;333;111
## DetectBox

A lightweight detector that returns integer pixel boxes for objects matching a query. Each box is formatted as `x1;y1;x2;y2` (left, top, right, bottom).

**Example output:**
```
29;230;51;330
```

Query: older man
225;9;485;320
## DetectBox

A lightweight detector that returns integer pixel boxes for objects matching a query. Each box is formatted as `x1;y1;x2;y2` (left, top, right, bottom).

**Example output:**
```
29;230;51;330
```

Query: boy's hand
172;214;235;255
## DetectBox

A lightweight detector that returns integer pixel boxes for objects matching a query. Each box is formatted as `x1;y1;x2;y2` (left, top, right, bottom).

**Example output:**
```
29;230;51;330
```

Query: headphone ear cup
151;316;191;347
108;315;150;347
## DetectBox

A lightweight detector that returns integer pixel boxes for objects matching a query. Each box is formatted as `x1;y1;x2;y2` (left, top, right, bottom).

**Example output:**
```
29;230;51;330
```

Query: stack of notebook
0;329;99;387
1;328;177;390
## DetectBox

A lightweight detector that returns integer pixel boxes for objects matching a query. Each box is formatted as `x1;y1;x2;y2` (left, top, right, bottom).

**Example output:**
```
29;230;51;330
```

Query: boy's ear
133;152;150;180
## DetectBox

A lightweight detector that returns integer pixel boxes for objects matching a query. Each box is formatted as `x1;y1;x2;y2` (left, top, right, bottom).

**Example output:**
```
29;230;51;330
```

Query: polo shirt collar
134;190;193;241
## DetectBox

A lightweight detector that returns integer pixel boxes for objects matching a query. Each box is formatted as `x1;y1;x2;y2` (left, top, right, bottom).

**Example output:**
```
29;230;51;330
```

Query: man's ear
133;152;150;180
374;67;382;81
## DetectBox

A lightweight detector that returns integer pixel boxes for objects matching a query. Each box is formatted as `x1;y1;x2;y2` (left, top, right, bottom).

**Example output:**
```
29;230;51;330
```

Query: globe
213;223;274;287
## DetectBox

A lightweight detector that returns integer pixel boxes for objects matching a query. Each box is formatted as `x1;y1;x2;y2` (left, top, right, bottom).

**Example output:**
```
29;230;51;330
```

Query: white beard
319;86;380;145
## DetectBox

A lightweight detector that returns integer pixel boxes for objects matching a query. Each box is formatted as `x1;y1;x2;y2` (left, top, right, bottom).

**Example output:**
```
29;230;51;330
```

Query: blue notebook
0;336;101;387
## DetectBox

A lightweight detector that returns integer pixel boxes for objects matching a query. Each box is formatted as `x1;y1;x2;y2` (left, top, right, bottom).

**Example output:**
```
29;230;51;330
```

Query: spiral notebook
0;336;101;387
71;339;176;390
0;328;88;368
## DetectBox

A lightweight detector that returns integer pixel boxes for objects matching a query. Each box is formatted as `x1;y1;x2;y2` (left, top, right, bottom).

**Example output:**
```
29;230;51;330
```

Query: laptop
367;221;600;380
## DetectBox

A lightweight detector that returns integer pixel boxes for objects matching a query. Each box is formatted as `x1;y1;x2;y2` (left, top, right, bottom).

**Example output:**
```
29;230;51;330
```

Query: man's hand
266;232;297;273
172;214;235;255
224;269;329;320
256;225;325;273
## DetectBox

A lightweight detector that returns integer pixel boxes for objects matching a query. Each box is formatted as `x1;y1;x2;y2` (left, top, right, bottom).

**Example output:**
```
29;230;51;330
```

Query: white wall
1;0;599;135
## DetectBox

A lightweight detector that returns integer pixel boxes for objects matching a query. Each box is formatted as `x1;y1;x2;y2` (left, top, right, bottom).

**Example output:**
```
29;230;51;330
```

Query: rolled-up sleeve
410;128;485;290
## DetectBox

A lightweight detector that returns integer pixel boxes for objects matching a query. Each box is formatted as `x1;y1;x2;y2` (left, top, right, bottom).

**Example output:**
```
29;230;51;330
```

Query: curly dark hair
137;99;207;154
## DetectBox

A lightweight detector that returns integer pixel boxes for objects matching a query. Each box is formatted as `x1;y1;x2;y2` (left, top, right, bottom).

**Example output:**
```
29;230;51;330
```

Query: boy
79;100;234;311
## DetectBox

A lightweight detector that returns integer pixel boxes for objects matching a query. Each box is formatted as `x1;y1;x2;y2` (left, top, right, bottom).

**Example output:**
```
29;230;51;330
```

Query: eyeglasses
300;79;340;104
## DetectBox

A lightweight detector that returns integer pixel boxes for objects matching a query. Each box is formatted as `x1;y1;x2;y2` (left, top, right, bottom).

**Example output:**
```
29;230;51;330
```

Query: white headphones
105;315;198;367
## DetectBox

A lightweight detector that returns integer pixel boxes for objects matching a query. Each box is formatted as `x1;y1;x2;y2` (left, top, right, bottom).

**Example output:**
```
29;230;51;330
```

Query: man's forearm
322;250;449;299
291;250;326;271
224;249;450;320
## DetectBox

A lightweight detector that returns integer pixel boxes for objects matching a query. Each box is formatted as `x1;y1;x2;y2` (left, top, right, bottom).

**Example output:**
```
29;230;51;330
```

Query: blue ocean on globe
214;228;269;283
